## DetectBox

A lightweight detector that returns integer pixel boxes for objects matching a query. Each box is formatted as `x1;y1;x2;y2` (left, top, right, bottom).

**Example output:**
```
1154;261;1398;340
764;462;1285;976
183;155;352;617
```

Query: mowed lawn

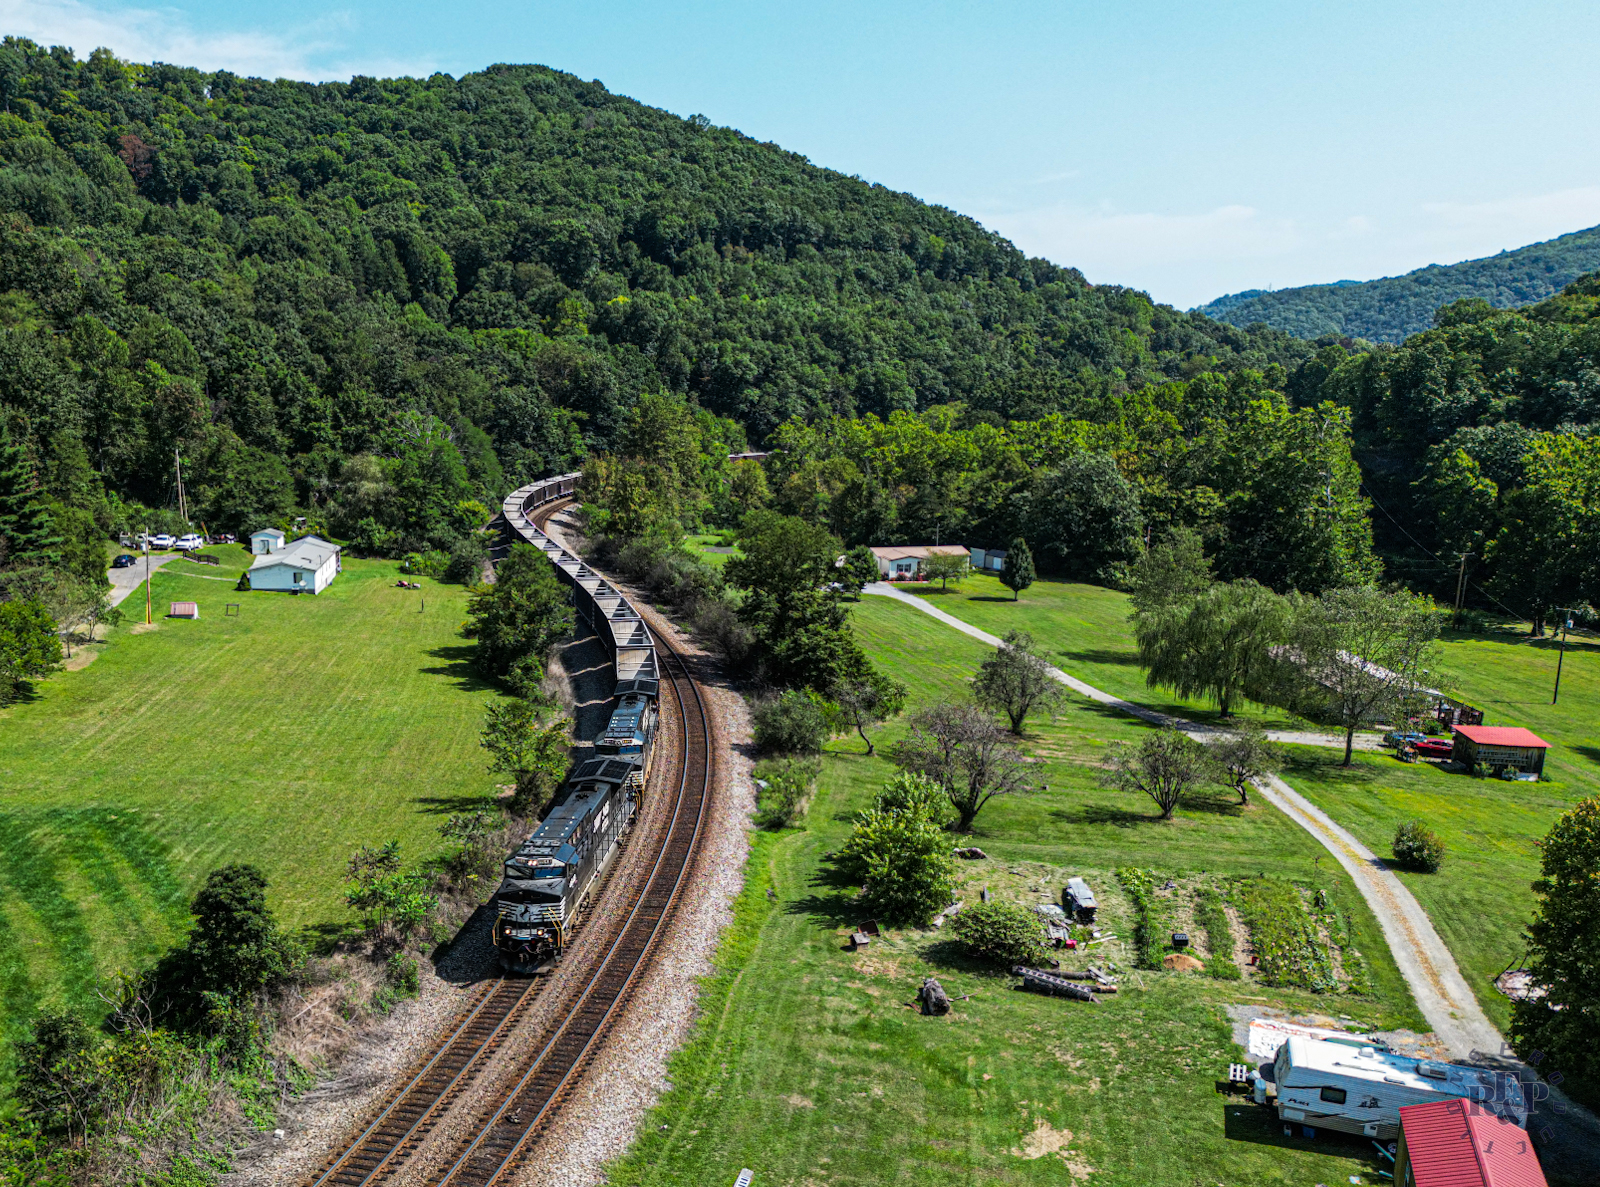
0;557;502;1063
902;574;1301;729
608;597;1429;1187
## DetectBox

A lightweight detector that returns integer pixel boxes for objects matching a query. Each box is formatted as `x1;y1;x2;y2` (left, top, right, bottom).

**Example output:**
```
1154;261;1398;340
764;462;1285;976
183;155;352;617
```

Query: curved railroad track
303;495;714;1187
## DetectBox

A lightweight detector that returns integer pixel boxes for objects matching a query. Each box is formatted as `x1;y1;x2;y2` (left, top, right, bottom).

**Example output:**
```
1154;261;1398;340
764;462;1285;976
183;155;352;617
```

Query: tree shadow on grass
1059;648;1139;667
1182;790;1246;818
412;793;502;816
914;937;1016;978
1282;752;1383;784
297;920;363;957
1048;801;1157;828
969;595;1017;603
422;644;500;692
1571;745;1600;767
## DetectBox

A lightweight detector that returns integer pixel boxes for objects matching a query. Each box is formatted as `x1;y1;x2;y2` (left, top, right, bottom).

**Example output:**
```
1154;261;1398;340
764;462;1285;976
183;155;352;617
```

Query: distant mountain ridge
1195;224;1600;343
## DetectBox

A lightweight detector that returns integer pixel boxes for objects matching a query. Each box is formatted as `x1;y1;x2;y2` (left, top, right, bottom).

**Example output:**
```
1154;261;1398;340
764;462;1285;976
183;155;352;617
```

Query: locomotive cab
596;694;657;759
493;844;574;968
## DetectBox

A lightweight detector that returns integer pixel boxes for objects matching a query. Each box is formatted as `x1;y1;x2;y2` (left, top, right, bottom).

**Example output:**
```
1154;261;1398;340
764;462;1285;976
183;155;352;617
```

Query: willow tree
1135;580;1289;717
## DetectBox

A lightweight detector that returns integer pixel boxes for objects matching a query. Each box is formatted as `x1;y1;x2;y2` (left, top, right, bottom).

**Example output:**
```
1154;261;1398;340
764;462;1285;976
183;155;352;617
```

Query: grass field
900;574;1301;728
0;558;501;1069
607;596;1430;1187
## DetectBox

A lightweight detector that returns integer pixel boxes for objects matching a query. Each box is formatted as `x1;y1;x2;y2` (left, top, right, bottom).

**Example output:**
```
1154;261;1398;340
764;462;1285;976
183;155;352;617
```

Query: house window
1319;1087;1347;1104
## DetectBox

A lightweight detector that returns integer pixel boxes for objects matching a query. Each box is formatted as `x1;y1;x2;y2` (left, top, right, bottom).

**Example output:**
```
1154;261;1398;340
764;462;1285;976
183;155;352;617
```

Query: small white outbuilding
249;535;342;595
251;528;287;556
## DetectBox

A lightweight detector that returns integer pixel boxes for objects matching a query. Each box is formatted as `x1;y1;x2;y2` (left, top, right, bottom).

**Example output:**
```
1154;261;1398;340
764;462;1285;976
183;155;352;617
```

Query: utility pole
143;538;152;625
1553;609;1572;705
174;448;188;524
1452;552;1469;628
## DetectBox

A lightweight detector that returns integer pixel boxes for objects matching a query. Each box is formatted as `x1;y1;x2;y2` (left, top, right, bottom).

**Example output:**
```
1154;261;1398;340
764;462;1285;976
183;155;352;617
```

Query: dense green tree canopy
0;37;1309;566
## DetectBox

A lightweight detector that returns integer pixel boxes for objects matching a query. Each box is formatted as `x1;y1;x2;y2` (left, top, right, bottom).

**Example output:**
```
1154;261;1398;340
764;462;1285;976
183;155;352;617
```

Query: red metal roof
1452;725;1550;749
1400;1099;1548;1187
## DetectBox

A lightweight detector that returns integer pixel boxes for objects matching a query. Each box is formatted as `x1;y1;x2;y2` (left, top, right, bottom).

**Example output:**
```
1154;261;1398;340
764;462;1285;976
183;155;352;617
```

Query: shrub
753;758;818;829
752;689;833;754
949;900;1050;968
874;770;948;821
401;549;450;578
836;804;956;925
1392;819;1446;872
444;534;488;584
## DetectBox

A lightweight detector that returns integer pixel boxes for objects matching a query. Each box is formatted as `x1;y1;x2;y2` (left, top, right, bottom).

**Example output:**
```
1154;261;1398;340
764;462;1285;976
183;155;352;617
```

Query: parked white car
176;533;205;551
148;533;175;549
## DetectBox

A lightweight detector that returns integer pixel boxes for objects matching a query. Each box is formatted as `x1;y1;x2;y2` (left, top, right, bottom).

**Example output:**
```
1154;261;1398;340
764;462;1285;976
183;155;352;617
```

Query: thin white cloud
1418;186;1600;247
0;0;439;80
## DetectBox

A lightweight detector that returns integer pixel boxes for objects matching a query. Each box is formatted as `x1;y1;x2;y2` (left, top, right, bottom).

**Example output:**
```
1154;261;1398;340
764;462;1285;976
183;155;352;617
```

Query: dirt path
864;583;1382;752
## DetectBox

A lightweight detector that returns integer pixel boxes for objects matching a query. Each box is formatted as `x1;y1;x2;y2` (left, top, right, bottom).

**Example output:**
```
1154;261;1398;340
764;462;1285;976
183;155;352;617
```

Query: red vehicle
1413;737;1454;759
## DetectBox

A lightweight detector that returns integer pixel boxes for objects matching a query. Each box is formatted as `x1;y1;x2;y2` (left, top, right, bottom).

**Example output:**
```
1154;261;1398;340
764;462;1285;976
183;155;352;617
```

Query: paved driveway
107;554;175;608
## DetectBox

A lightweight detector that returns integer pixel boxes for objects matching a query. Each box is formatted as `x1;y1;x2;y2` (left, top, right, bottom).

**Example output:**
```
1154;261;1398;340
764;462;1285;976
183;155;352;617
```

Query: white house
249;535;342;594
868;544;969;580
251;528;287;556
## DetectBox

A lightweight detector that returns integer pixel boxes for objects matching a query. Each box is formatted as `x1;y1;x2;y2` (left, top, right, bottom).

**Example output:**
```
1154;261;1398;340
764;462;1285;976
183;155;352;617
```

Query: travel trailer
1254;1036;1527;1141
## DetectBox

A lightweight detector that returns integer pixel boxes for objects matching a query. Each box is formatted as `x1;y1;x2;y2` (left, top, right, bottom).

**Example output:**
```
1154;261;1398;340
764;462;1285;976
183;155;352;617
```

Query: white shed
249;535;342;594
251;528;287;556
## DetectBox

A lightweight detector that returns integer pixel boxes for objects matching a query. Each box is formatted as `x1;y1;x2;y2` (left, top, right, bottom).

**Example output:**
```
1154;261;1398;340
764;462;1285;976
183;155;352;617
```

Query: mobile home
1260;1036;1527;1141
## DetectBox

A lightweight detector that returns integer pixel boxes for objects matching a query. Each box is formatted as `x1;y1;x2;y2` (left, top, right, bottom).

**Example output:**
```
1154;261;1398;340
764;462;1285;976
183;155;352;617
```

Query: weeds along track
432;634;711;1187
304;496;714;1187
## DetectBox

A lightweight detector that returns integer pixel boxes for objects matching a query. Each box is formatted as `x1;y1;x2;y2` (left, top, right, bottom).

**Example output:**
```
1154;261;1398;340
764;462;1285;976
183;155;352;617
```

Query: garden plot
1225;876;1372;996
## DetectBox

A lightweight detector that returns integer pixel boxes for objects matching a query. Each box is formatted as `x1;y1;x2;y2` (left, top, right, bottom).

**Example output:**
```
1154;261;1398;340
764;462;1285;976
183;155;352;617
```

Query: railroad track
306;978;537;1187
303;497;713;1187
433;633;712;1186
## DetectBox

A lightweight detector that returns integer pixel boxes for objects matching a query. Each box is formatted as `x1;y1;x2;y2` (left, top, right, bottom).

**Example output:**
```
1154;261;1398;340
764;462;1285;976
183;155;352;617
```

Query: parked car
148;533;175;549
1384;730;1428;749
1413;738;1455;759
111;554;138;569
176;533;205;551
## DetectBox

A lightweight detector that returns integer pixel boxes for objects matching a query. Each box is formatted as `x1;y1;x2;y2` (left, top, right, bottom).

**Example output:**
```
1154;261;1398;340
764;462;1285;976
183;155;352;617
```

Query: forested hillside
1198;224;1600;343
0;36;1310;576
1289;278;1600;630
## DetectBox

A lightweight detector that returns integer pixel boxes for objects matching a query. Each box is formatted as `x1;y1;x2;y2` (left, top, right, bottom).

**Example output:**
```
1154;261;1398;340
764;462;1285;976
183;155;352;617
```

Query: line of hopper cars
488;475;662;973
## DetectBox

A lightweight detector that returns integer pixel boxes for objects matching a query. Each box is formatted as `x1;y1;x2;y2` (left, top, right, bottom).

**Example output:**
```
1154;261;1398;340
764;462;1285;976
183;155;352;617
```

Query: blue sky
2;0;1597;307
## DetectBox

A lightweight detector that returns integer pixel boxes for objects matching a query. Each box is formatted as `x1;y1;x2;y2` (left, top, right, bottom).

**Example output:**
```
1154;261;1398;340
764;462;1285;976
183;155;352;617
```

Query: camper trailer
1255;1036;1527;1141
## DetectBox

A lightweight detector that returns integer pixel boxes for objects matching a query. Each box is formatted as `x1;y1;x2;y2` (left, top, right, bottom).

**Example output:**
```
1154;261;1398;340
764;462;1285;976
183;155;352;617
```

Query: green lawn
899;575;1301;729
0;559;501;1064
607;596;1428;1187
684;533;739;569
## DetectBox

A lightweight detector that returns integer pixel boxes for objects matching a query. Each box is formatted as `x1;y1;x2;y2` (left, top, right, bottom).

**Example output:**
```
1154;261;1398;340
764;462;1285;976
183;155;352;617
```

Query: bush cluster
949;900;1050;968
835;776;956;926
753;758;818;830
753;689;835;755
1392;819;1447;872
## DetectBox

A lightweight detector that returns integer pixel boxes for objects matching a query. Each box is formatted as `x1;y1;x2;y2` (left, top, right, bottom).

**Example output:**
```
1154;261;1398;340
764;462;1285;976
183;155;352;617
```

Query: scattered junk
1435;700;1485;729
980;886;991;903
167;601;199;619
1163;952;1205;972
734;1170;754;1187
1033;903;1075;947
1492;961;1547;1002
954;847;987;859
224;603;240;616
1161;879;1177;891
1243;1035;1529;1142
1064;877;1098;922
1171;932;1190;950
849;930;872;950
929;900;964;929
1013;966;1096;1003
919;977;952;1015
395;579;423;589
859;919;881;937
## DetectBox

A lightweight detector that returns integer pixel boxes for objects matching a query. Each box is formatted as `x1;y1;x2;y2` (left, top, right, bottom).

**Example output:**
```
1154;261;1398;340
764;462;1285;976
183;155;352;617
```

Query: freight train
488;476;661;973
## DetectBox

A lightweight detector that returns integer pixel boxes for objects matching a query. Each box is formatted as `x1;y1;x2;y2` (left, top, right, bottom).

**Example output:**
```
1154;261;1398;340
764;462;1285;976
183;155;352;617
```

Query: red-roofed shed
1449;726;1550;777
1396;1098;1547;1187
